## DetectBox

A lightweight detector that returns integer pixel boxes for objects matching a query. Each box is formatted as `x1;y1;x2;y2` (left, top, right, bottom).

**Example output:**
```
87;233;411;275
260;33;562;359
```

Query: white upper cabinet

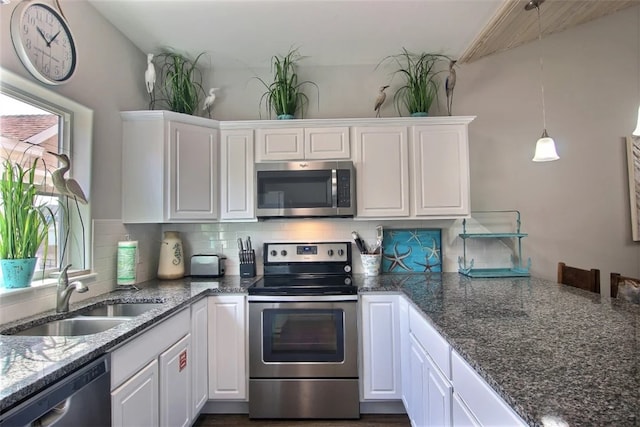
354;126;410;218
354;117;474;219
220;129;255;221
256;126;350;161
122;111;219;223
412;124;470;218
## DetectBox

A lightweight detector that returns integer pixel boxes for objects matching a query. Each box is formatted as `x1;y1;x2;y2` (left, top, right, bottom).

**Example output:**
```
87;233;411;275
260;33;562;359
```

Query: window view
0;92;63;272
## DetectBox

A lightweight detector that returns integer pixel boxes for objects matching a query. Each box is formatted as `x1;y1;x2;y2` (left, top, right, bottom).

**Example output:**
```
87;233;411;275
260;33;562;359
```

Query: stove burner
249;274;355;296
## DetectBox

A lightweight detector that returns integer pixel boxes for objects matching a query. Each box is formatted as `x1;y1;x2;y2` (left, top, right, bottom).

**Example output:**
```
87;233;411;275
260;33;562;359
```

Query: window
0;67;93;287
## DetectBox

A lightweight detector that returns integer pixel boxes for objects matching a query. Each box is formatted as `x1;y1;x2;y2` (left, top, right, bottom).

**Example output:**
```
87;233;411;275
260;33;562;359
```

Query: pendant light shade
633;106;640;137
532;129;559;162
526;0;559;162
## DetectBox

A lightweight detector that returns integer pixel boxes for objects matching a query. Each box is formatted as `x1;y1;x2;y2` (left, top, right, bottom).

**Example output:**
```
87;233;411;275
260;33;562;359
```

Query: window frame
0;67;93;288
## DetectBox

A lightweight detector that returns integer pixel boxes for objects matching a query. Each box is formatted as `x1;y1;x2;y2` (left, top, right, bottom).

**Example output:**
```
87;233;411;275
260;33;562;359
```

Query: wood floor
193;414;411;426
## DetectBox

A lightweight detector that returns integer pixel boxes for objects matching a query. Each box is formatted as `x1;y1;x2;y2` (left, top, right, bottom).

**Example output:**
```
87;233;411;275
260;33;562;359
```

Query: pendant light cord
536;4;547;133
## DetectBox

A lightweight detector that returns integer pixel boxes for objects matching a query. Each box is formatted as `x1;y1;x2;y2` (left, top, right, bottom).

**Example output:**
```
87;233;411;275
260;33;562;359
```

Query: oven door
249;296;357;378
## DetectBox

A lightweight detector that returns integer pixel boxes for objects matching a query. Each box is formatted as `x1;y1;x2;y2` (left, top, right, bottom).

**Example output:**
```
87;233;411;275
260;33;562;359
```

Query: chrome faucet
56;264;88;313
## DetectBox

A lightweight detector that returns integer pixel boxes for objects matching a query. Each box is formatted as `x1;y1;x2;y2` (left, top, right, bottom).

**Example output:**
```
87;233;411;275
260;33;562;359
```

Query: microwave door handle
331;169;338;208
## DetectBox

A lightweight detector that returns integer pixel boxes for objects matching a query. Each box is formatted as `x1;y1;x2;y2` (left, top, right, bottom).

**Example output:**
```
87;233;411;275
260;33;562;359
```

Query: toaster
190;254;226;277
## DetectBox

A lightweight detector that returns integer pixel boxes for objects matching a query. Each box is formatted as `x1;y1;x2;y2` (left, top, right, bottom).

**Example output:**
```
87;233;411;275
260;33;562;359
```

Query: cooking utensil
371;225;383;254
351;231;368;254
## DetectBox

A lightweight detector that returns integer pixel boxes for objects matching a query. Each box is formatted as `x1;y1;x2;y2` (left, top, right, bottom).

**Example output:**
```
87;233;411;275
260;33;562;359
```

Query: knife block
239;249;256;278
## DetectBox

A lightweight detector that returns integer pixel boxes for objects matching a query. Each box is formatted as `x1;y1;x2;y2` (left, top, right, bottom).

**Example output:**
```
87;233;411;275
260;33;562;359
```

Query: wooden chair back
557;262;600;294
610;273;640;304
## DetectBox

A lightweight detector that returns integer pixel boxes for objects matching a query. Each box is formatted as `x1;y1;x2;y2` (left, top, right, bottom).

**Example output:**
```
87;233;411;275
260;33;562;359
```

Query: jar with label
158;231;185;279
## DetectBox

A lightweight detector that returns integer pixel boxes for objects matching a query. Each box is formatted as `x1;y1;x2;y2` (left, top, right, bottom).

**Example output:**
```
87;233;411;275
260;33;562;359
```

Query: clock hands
36;26;61;47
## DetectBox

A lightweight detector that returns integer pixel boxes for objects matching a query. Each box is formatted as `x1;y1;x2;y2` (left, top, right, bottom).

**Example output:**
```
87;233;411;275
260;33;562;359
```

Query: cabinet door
111;359;159;427
412;125;469;217
361;294;401;400
159;334;191;427
452;393;481;427
399;296;411;410
208;295;247;399
191;299;208;418
256;127;304;161
409;334;428;427
220;129;255;220
354;126;409;217
168;121;218;221
304;127;350;159
425;353;452;427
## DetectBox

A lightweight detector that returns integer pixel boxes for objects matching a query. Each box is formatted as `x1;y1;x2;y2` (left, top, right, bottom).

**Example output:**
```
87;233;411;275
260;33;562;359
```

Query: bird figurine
48;152;88;204
145;53;156;109
203;88;219;118
374;85;389;118
445;60;457;116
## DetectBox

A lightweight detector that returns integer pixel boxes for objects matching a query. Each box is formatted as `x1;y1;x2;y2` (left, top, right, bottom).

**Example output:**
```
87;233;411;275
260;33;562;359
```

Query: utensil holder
240;249;256;278
361;253;382;276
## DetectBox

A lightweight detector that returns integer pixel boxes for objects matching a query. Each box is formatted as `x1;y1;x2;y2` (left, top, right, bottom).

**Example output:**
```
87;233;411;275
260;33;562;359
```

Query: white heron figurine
145;53;156;109
203;88;219;118
49;152;88;204
445;60;457;116
374;85;389;118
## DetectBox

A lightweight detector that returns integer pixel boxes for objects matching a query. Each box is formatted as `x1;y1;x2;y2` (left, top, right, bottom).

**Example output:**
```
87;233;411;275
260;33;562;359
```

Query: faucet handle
59;264;72;283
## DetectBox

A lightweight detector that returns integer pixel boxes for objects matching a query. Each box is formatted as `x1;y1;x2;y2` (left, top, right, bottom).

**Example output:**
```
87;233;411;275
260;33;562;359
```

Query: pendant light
633;6;640;136
527;0;559;162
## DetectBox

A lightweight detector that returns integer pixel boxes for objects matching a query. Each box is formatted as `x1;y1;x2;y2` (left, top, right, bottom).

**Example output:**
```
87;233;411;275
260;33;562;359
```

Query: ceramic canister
158;231;185;279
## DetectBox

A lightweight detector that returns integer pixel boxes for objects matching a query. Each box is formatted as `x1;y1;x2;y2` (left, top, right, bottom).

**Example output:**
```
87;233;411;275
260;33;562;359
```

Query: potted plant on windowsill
379;48;450;117
154;49;206;115
0;155;55;288
256;48;318;119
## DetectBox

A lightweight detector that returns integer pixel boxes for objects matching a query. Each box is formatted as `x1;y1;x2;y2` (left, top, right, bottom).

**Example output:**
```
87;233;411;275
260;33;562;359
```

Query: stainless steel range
247;241;359;419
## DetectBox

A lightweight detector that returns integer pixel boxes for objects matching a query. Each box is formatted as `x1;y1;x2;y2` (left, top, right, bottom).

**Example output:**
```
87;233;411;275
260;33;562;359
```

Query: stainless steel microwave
255;161;355;218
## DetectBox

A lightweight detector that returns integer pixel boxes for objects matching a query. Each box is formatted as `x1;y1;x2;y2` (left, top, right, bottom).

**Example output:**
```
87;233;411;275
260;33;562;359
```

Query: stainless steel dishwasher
0;354;111;427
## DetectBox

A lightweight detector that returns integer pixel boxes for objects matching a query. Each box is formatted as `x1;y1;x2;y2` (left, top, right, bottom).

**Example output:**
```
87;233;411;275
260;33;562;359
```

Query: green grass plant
155;49;206;115
378;48;450;116
256;48;318;119
0;156;55;260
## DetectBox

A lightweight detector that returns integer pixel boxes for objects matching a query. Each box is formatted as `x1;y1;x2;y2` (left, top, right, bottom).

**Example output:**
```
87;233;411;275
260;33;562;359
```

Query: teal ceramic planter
411;112;428;117
277;114;295;120
1;258;37;289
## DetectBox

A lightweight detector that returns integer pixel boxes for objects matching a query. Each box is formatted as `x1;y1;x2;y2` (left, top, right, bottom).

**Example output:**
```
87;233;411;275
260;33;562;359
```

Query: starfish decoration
406;229;422;246
422;238;441;262
414;256;441;273
382;242;412;272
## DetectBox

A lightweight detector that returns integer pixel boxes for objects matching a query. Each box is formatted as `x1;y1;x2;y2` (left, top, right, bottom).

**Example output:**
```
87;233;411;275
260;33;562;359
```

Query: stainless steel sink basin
13;317;128;337
80;303;164;317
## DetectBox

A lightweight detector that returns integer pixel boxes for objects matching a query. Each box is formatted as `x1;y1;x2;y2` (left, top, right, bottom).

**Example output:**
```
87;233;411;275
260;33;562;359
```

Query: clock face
10;1;77;85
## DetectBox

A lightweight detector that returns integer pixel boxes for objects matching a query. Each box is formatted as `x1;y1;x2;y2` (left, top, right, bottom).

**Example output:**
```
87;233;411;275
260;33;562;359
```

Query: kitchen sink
80;302;164;318
12;317;129;337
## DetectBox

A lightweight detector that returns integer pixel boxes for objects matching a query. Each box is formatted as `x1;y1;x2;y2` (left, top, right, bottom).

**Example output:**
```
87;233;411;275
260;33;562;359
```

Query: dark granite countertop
0;276;255;414
358;273;640;427
1;273;638;427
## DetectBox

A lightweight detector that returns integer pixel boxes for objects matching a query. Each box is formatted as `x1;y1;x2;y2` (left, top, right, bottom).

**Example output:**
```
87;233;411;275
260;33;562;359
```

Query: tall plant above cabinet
121;111;219;223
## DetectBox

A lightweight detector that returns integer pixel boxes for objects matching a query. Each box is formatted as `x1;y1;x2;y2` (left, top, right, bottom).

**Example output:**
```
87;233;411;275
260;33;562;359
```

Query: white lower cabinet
111;359;159;427
159;334;191;427
191;298;209;418
207;295;247;400
110;308;191;427
452;392;481;427
360;294;401;399
451;350;526;427
399;296;411;410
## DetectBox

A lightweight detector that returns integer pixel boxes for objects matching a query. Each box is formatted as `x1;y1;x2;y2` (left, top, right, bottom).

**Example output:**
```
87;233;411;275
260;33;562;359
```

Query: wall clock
10;1;77;85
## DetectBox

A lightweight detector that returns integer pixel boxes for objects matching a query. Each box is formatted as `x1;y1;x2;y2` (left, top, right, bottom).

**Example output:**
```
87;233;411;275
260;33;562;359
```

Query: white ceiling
87;0;505;69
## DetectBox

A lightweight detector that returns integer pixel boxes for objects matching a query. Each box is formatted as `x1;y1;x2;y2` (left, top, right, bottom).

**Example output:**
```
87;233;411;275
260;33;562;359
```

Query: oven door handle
248;295;358;303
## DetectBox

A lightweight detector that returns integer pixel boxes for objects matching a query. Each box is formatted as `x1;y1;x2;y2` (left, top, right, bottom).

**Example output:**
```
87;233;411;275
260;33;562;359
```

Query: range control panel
264;242;350;263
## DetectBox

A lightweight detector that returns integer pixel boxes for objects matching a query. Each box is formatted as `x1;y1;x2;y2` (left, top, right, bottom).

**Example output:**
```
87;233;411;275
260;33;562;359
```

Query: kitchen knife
246;236;252;252
351;231;368;254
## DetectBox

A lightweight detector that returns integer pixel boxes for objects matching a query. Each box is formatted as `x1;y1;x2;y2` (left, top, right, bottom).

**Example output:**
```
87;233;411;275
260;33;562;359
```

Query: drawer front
112;308;190;389
451;350;526;427
409;305;450;380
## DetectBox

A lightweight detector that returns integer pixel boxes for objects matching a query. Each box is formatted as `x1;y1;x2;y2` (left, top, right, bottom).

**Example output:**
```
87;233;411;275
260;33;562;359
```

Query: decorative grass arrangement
256;48;318;119
155;49;206;115
378;48;450;116
0;156;55;260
